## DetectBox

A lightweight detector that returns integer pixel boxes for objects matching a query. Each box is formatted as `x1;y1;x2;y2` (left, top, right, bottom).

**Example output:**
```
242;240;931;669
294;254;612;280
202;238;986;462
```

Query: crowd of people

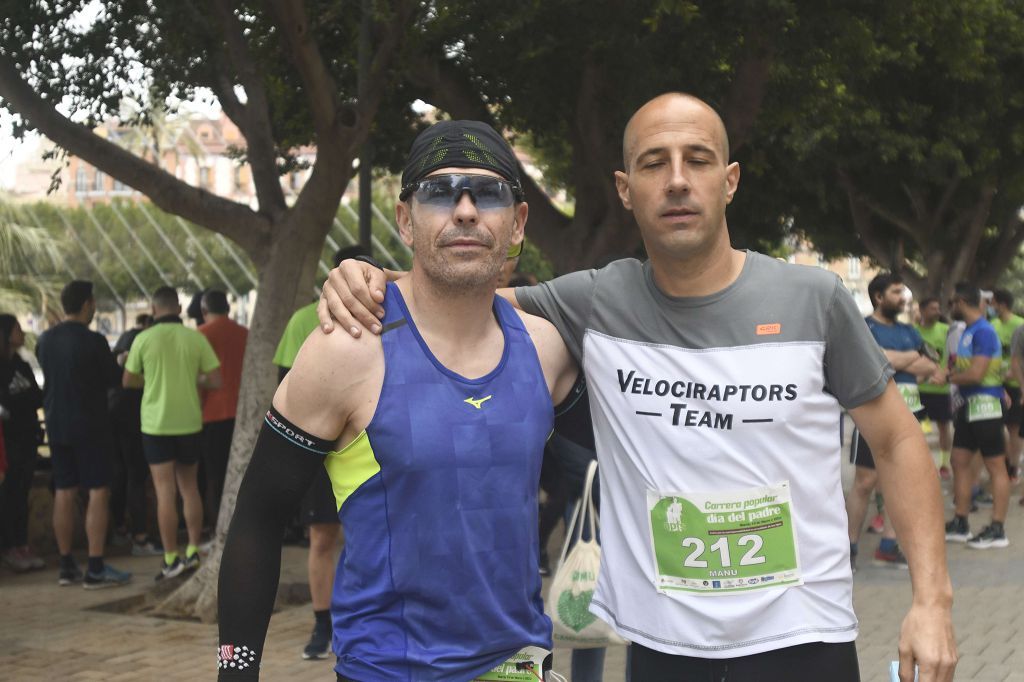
0;281;246;587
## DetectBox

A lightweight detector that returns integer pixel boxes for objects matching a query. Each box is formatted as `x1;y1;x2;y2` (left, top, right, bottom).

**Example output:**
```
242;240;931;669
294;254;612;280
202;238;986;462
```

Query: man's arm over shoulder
218;328;382;680
517;309;579;406
513;268;601;365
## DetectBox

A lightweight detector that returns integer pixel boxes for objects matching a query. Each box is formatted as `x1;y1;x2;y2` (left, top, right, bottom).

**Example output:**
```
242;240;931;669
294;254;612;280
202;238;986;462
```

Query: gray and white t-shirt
517;251;892;658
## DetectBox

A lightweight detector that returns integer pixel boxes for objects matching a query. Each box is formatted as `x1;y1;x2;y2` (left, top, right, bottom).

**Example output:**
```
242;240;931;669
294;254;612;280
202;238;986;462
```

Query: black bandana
400;120;523;200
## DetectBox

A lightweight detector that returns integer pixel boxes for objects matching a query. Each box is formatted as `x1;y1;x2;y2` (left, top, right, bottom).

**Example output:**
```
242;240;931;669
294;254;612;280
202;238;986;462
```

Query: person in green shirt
992;289;1023;482
916;296;953;477
124;286;222;581
274;244;368;661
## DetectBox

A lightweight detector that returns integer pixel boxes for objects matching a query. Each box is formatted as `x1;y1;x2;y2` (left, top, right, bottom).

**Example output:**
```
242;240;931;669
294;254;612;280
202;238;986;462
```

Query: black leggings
630;641;860;682
0;438;36;548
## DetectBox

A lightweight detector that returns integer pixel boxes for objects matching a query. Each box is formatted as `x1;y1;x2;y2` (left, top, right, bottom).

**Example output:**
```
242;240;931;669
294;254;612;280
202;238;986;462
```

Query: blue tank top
325;283;554;681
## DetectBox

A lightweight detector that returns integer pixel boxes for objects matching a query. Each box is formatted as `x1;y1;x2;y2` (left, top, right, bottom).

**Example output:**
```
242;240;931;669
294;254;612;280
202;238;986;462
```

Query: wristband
349;254;384;271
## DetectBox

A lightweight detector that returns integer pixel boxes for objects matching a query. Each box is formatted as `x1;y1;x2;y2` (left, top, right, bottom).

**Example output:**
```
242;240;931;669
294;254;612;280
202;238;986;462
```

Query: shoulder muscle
273;324;383;444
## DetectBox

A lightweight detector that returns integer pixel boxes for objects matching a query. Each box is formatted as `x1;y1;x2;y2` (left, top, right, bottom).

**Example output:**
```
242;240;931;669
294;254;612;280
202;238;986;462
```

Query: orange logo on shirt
756;323;781;336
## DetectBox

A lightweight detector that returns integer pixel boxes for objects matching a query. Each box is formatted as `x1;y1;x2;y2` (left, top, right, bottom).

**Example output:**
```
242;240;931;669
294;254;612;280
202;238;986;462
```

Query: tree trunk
155;211;330;622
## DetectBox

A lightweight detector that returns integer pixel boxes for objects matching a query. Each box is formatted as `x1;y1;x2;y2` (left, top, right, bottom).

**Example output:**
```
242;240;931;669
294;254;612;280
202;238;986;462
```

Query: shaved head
622;93;730;171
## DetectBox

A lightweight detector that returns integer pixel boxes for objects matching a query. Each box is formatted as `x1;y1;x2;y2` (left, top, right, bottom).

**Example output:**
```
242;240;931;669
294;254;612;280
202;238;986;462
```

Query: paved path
2;427;1022;681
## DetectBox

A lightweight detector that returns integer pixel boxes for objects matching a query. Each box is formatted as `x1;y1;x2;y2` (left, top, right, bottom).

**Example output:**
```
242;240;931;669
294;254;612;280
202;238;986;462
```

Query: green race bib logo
647;482;802;595
897;383;923;413
473;646;549;681
967;394;1001;422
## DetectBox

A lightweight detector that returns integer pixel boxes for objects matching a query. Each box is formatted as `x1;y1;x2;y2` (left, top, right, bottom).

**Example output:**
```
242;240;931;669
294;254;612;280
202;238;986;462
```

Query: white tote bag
548;460;628;648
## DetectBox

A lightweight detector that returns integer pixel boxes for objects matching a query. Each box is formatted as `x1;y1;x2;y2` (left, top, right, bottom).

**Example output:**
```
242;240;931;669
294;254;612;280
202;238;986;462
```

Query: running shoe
3;548;34;573
966;525;1009;550
83;564;132;589
131;537;164;557
938;465;952;481
867;513;885;534
57;565;83;586
20;547;45;570
872;545;909;569
183;553;200;572
944;517;971;543
302;621;332;660
155;557;185;581
972;491;994;508
110;528;132;548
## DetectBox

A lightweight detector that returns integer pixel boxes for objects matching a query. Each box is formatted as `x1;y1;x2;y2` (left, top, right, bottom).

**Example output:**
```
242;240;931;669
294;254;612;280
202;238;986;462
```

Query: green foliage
0;207;65;316
767;0;1024;270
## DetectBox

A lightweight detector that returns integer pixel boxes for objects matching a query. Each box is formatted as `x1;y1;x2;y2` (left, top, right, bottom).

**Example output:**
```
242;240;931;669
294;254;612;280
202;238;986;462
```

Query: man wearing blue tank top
321;93;959;681
218;120;578;681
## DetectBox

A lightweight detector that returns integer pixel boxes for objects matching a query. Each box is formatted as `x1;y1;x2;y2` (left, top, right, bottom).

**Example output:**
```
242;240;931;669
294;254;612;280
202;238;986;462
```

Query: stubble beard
414;229;511;296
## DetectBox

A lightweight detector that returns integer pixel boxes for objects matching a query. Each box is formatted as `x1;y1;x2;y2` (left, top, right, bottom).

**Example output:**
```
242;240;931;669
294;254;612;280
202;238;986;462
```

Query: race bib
647;482;802;596
897;382;923;413
967;394;1001;422
473;646;550;681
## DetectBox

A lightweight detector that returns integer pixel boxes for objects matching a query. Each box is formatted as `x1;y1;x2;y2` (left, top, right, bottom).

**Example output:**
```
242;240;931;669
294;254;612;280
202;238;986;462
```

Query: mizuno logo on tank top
464;395;493;409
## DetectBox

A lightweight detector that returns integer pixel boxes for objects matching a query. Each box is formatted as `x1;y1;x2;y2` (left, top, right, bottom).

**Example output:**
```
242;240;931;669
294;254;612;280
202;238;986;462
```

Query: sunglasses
402;174;522;211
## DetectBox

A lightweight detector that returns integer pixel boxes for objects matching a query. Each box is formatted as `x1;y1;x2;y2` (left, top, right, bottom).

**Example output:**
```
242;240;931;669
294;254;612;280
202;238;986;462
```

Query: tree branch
977;213;1024;287
0;54;271;256
901;184;929;225
846;179;921;243
209;0;288;214
721;30;774;155
931;175;962;230
265;0;341;143
350;0;418;141
839;169;899;269
948;184;997;283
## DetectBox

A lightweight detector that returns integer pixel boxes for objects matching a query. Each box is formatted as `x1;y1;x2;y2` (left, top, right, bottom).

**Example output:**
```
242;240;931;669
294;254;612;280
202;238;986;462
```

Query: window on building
199;167;210;189
112;178;127;192
75;167;89;193
93;170;105;192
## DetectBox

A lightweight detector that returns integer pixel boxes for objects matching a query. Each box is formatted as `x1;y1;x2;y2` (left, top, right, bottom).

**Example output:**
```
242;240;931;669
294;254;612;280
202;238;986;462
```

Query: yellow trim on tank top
323;430;381;512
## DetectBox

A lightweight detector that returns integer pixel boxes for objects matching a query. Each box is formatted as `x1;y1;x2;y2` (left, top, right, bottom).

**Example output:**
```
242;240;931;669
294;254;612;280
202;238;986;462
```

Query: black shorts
630;641;860;682
850;429;875;470
1004;385;1022;425
920;392;953;423
301;466;340;525
50;441;112;490
953;406;1005;457
850;410;924;470
142;433;202;466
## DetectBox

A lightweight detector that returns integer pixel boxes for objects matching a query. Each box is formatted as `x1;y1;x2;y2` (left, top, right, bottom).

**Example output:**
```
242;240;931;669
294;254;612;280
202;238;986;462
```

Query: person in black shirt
0;313;45;572
109;313;160;556
36;281;131;589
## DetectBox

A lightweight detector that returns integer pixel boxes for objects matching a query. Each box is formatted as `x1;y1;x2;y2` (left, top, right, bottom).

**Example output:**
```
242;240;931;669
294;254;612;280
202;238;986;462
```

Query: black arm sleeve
217;407;334;680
